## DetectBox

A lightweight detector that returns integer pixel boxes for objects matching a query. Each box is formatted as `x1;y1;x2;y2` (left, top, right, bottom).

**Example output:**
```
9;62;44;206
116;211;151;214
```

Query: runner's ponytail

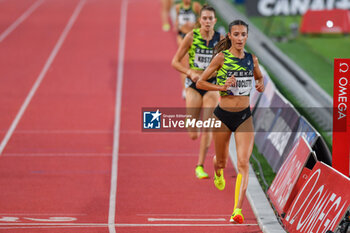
212;35;231;60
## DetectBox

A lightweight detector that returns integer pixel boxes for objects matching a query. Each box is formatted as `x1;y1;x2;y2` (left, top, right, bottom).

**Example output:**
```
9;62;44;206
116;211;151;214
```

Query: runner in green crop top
188;28;221;71
172;5;224;180
215;49;255;97
197;20;264;224
174;0;202;99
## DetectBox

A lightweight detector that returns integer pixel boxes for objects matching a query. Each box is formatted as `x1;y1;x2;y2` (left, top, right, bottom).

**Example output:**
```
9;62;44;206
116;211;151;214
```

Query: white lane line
0;0;86;156
0;129;184;134
0;223;258;227
138;213;228;217
0;226;106;229
119;153;198;157
0;223;108;226
0;0;44;43
148;218;226;222
3;153;112;157
2;152;199;157
0;213;87;216
0;130;113;134
117;223;258;227
108;0;128;232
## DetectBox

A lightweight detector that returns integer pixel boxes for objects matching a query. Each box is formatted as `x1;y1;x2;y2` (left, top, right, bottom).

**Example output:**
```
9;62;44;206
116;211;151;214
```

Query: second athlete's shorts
186;76;216;97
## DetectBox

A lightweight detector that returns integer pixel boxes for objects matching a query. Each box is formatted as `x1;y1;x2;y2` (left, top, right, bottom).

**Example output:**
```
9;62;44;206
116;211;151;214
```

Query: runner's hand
255;79;264;92
187;70;200;82
223;76;236;90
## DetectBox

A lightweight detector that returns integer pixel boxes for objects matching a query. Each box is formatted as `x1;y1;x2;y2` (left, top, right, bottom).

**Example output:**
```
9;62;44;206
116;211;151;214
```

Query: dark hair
200;4;216;17
212;20;249;59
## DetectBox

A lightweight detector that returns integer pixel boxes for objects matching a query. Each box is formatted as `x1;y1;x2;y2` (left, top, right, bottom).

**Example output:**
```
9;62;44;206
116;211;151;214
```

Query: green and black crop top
216;50;254;97
188;28;221;70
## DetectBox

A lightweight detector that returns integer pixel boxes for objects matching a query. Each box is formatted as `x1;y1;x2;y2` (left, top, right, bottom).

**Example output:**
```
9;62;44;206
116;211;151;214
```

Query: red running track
0;0;263;232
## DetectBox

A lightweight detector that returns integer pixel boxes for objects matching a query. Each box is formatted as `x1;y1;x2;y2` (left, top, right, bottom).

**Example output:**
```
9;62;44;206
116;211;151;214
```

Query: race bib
227;76;253;96
194;48;213;69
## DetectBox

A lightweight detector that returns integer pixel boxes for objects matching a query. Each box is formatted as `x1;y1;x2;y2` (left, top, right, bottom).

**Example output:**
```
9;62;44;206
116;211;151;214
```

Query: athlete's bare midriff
219;95;250;111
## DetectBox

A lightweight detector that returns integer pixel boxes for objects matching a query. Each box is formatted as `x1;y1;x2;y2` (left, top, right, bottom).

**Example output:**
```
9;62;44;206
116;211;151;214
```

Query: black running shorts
214;105;251;132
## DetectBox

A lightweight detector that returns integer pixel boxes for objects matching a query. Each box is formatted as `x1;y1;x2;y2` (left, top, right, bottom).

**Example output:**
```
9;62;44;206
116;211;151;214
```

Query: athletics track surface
0;0;263;232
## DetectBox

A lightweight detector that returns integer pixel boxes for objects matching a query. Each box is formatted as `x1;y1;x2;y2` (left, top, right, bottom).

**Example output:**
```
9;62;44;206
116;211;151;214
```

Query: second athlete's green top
188;28;221;70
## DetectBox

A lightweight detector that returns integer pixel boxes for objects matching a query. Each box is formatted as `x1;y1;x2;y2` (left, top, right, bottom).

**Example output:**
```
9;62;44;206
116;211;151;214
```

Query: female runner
174;0;202;98
172;5;223;179
197;20;264;223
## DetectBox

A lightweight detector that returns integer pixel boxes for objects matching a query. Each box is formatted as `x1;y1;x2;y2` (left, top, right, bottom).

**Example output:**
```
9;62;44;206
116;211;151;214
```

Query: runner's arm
252;54;264;92
171;32;194;78
196;53;227;91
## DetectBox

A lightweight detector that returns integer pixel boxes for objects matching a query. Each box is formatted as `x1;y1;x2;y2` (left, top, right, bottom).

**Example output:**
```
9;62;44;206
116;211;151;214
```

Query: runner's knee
237;158;249;173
